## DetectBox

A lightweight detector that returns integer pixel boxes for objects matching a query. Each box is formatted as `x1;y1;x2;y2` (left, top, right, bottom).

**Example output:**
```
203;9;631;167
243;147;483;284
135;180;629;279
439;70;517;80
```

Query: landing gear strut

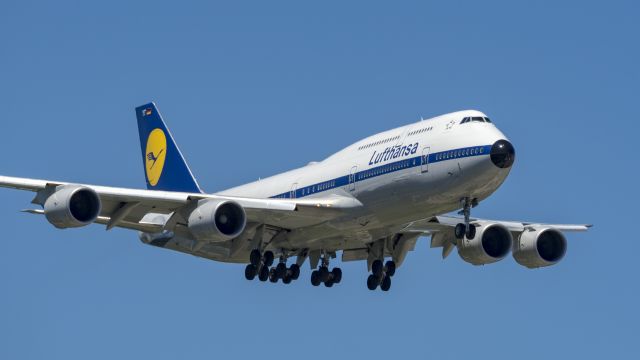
455;197;478;240
367;259;396;291
311;253;342;288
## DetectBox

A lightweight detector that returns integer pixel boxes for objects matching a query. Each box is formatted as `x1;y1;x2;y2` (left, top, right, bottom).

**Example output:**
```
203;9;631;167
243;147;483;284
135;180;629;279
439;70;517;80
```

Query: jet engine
44;185;102;229
458;223;513;265
513;227;567;268
188;199;246;242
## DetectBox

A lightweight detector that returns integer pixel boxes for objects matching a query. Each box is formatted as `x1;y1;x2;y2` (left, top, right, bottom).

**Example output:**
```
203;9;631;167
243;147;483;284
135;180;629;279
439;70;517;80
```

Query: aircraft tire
380;276;391;292
367;274;379;290
290;264;300;280
455;223;466;239
264;251;275;267
275;263;287;278
250;250;261;267
258;265;270;282
245;264;257;280
319;267;330;283
331;268;342;284
311;270;321;286
466;225;476;239
385;261;396;277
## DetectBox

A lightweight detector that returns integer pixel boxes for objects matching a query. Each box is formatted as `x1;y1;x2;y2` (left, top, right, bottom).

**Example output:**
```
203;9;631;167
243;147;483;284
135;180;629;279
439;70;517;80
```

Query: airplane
0;103;591;292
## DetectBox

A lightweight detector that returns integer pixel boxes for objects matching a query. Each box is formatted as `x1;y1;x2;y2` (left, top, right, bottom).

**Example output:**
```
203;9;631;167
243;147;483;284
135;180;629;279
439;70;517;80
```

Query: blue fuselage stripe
270;145;492;199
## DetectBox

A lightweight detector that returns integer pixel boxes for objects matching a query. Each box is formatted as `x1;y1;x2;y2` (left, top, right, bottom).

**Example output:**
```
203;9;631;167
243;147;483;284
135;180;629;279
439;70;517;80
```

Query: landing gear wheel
455;223;466;239
380;276;391;291
324;279;334;288
331;268;342;284
269;268;278;283
250;249;261;267
311;270;321;286
372;260;383;277
319;267;330;283
244;264;257;280
275;263;287;278
367;274;379;290
385;261;396;277
466;225;476;239
290;264;300;280
263;251;275;267
258;265;269;282
283;275;292;284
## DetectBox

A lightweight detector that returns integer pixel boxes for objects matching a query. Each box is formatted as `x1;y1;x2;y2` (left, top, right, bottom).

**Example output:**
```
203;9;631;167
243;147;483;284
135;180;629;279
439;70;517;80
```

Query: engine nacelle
513;227;567;268
188;199;246;242
44;186;102;229
458;223;513;265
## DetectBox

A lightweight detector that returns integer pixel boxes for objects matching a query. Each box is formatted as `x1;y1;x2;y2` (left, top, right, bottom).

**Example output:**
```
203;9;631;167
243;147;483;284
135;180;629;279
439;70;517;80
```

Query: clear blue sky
0;1;637;359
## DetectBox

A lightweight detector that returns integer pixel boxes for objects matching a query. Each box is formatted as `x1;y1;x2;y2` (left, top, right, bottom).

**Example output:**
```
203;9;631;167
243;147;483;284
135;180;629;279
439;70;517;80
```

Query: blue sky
0;1;637;359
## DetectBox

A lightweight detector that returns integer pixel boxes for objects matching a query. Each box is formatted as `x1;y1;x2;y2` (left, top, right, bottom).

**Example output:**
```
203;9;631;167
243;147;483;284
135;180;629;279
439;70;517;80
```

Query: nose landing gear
455;197;478;240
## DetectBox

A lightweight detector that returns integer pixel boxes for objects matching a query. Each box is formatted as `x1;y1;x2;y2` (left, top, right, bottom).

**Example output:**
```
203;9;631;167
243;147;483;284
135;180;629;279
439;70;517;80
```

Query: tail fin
136;102;203;193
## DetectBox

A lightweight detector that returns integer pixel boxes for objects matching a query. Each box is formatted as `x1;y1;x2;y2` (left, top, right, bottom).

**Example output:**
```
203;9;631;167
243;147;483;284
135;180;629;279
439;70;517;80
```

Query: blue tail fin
136;102;203;193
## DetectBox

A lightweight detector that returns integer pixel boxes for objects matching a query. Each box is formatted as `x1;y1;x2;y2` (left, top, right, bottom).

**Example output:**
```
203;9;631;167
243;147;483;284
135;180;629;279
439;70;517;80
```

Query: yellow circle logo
145;129;167;186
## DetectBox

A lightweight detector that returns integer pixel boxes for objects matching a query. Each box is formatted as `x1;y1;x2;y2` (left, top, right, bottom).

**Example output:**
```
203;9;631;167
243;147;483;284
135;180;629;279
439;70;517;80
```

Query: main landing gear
244;249;301;285
310;254;342;288
367;259;396;291
455;197;478;240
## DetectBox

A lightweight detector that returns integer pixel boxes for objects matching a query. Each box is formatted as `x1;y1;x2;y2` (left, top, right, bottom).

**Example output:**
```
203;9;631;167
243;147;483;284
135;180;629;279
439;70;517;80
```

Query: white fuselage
217;110;512;254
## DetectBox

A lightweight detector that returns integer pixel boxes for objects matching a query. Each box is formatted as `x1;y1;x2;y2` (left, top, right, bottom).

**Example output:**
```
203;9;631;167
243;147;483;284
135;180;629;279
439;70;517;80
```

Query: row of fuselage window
357;126;435;152
358;135;401;151
435;146;485;161
273;180;337;198
407;126;433;136
273;147;484;198
357;159;417;181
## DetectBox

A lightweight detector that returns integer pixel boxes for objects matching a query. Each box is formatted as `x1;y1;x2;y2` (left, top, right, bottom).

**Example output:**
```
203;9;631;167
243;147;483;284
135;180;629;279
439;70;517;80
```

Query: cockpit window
462;116;493;124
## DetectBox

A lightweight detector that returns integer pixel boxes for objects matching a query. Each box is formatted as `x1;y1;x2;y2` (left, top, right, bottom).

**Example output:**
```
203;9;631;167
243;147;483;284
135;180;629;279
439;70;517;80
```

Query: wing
401;214;591;259
0;175;363;233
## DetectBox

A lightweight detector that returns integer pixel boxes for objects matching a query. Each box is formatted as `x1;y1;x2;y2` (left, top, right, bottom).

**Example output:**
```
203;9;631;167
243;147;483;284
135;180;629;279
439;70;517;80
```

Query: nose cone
490;140;515;169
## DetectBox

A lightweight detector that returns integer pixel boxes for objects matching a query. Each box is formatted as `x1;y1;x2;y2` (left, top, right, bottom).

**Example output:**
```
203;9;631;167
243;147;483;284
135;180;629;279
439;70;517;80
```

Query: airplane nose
490;140;515;169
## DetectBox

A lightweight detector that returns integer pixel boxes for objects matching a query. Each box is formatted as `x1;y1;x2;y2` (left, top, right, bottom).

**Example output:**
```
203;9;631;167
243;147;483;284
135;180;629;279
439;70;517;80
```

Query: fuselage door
348;166;358;192
421;147;431;173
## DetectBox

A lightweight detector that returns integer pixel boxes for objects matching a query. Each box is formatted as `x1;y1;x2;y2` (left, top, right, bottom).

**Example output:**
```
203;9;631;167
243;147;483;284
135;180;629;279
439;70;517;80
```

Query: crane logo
145;128;167;186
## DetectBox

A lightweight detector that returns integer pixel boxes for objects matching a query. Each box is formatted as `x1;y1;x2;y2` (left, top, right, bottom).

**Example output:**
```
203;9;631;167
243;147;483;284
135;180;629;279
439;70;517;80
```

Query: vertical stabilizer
135;102;203;193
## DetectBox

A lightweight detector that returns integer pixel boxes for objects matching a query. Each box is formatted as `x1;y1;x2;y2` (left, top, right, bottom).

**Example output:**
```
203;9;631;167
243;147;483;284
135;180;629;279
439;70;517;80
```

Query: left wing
0;175;362;233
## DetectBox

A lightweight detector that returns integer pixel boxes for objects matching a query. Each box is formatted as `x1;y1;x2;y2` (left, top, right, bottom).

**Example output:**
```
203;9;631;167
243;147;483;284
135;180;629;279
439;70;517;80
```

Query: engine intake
188;199;246;242
458;223;513;265
44;186;102;229
513;228;567;268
